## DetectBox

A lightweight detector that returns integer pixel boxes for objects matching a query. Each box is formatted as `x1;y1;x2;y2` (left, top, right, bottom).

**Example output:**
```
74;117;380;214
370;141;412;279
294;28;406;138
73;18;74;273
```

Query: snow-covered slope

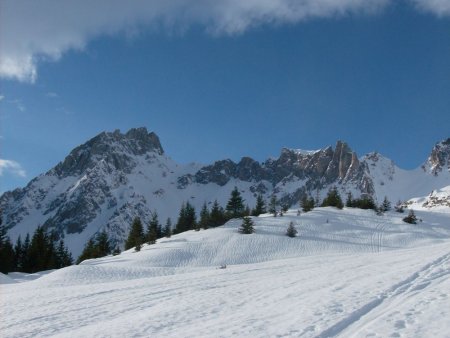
1;128;449;257
1;208;450;337
406;185;450;212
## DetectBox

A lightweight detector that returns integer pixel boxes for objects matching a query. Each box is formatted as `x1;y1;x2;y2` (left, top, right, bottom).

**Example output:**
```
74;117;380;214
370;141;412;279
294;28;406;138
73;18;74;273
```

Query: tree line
0;215;72;274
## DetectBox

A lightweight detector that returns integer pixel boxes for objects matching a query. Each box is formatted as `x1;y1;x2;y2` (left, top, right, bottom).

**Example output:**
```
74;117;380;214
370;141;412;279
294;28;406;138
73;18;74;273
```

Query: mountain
1;128;449;257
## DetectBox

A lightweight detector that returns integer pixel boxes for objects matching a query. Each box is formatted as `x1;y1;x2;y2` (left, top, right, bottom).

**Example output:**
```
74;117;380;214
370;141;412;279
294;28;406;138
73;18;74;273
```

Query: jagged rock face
428;138;450;175
1;128;448;257
53;128;163;177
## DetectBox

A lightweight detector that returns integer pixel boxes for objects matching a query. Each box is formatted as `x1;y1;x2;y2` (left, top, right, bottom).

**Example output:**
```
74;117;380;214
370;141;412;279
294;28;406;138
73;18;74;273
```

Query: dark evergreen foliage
239;216;255;234
209;200;227;227
226;187;245;218
301;195;315;212
198;202;210;230
125;217;145;250
286;222;298;238
0;210;72;273
403;210;418;224
380;196;392;212
269;195;277;216
251;194;266;216
76;231;110;263
0;211;15;273
347;195;377;210
345;192;353;208
321;187;344;209
163;218;172;238
147;211;160;244
175;202;197;233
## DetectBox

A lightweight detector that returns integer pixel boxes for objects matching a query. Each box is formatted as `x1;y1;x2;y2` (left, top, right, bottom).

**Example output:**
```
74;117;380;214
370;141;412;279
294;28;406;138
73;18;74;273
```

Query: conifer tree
95;231;111;256
176;202;197;233
210;200;226;227
125;217;145;250
269;195;277;216
56;239;73;268
0;216;15;273
198;202;210;230
346;192;353;208
0;210;15;273
300;195;315;212
252;194;266;216
380;196;391;212
163;218;172;238
321;187;344;209
77;238;96;264
14;235;24;271
286;222;298;238
226;187;245;218
21;233;31;272
239;216;255;234
147;212;159;244
403;210;418;224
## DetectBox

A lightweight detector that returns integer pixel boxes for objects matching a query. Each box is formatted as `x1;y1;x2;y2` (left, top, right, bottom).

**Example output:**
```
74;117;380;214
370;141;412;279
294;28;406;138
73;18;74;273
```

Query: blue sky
0;0;449;193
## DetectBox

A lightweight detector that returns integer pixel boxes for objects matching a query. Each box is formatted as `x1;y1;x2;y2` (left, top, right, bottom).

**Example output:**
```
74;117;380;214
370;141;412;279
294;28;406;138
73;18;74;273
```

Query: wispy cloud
0;0;447;83
46;92;58;98
411;0;450;16
0;95;4;102
0;159;26;178
9;99;26;112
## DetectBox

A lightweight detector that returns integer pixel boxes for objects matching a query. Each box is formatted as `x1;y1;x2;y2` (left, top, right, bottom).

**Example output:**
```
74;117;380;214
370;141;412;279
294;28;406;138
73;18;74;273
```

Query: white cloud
0;159;26;178
0;95;4;101
411;0;450;16
0;0;447;83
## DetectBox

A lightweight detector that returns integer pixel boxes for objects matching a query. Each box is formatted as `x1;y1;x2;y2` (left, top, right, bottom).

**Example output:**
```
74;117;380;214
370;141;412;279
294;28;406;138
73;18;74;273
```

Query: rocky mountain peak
427;138;450;175
52;128;163;177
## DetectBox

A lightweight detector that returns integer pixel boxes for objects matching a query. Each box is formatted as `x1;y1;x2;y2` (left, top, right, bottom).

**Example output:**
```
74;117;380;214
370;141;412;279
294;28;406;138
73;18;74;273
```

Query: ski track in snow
1;208;450;338
317;252;450;338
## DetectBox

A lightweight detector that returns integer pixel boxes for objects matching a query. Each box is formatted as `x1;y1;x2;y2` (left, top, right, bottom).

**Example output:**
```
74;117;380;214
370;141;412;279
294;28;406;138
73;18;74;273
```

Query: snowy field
1;207;450;337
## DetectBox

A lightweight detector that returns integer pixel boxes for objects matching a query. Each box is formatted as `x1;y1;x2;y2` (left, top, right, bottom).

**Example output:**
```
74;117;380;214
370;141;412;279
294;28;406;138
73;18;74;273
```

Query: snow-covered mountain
1;127;449;256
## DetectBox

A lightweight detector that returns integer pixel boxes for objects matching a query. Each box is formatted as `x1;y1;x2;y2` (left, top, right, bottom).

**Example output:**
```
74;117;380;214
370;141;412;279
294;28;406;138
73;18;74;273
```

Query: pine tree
239;216;255;234
252;194;266;216
147;211;159;244
0;211;15;273
56;239;73;268
21;233;31;272
13;235;23;271
286;222;298;238
321;187;343;209
346;192;353;208
210;200;226;227
163;218;172;238
269;195;277;216
403;209;418;224
28;226;50;273
77;238;96;264
95;231;111;257
301;195;315;212
226;187;245;218
176;202;197;233
198;202;210;230
381;196;391;212
125;217;145;250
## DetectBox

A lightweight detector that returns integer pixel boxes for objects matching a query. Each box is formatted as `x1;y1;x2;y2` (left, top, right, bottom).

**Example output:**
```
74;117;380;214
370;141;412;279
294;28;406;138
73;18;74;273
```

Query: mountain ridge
1;127;449;256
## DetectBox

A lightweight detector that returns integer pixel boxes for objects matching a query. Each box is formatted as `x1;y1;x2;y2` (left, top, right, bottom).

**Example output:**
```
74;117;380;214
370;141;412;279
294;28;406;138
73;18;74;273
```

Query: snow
1;207;450;337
